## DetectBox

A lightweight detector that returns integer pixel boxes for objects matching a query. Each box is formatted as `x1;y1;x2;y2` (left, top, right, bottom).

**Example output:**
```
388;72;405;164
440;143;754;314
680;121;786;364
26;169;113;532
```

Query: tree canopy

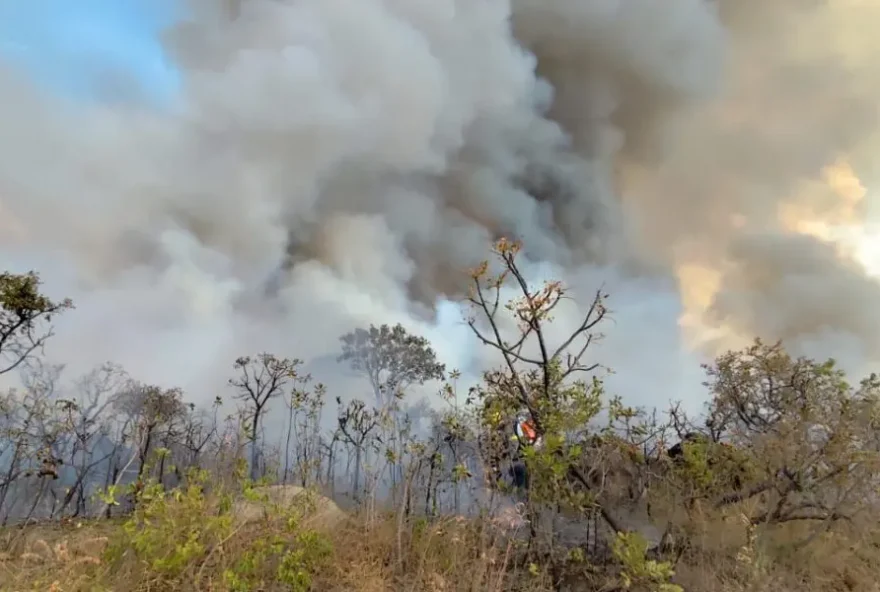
338;323;446;408
0;271;73;376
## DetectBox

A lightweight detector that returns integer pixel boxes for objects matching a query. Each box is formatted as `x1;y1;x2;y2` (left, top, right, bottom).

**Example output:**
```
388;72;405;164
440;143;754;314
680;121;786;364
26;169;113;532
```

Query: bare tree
430;372;476;515
229;354;302;481
53;363;130;518
174;397;222;479
114;383;185;493
7;361;67;525
464;238;632;537
321;430;342;494
281;374;325;487
466;239;607;434
100;412;134;519
336;397;380;501
35;364;130;516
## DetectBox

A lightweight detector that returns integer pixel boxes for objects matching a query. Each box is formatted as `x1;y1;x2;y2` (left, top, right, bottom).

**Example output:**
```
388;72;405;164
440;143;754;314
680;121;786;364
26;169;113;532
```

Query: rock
232;485;346;531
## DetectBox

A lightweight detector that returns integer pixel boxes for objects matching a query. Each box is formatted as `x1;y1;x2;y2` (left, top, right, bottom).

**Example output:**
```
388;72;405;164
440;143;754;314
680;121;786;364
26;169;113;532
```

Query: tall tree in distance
336;397;379;501
338;323;446;410
0;271;73;376
115;383;186;488
229;353;303;481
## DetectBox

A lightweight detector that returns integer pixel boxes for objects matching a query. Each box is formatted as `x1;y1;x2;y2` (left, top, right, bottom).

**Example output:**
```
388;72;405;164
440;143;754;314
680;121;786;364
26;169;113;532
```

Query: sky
0;0;879;425
0;0;180;103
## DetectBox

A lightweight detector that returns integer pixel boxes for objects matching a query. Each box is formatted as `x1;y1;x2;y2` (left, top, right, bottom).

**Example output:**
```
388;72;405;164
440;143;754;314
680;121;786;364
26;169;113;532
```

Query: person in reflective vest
509;413;542;490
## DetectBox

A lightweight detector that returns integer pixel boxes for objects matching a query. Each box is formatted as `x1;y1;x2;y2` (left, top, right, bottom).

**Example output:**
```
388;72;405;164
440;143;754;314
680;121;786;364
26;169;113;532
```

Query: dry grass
2;494;880;592
0;518;117;591
0;512;534;592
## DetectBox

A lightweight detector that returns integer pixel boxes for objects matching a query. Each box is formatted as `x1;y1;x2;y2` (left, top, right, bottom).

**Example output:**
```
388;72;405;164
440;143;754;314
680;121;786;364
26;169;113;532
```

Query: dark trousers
509;462;528;489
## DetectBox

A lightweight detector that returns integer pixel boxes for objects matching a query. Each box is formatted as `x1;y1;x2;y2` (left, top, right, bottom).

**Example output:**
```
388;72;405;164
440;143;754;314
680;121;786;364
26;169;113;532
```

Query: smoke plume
0;0;878;418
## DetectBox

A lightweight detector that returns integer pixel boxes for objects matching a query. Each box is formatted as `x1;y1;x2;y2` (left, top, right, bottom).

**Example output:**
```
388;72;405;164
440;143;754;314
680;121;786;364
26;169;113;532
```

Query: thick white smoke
0;0;878;423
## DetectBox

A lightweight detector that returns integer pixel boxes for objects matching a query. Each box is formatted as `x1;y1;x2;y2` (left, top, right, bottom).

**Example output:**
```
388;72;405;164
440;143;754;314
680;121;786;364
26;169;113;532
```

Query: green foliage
700;338;880;526
100;467;333;590
705;338;880;444
222;529;332;592
612;532;682;592
461;238;697;585
105;469;232;578
670;438;758;500
0;271;73;375
678;440;714;492
276;531;334;590
475;358;607;514
96;484;121;507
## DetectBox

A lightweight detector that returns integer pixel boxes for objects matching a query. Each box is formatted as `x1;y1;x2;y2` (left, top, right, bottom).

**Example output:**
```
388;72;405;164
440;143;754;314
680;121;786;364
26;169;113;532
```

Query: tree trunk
136;426;154;482
283;402;294;484
250;407;262;482
353;446;363;501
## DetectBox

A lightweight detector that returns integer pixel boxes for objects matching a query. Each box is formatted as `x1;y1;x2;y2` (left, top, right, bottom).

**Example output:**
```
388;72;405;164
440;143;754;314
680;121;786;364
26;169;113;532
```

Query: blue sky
0;0;182;103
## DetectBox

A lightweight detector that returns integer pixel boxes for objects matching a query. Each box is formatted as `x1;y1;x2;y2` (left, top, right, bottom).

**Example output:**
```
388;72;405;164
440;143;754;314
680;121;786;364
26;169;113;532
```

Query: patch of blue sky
0;0;184;105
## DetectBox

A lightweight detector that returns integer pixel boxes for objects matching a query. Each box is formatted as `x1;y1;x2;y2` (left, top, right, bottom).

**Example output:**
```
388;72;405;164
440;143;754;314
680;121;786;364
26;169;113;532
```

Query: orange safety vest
515;417;538;444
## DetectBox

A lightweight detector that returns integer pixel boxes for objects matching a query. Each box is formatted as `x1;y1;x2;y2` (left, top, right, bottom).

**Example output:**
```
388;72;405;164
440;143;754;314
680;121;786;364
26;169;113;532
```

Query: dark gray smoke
0;0;877;417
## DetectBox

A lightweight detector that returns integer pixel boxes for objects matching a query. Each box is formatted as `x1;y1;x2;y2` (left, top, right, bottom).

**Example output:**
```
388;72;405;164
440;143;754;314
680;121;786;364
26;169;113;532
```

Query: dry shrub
0;519;114;591
4;498;880;591
319;512;554;592
661;506;880;592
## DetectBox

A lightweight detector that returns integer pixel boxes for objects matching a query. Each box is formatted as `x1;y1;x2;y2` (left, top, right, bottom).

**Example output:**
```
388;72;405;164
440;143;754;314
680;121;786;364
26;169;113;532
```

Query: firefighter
508;412;541;490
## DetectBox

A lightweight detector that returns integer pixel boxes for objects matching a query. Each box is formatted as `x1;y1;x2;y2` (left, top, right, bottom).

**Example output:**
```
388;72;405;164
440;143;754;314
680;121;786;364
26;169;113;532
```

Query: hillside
3;244;880;592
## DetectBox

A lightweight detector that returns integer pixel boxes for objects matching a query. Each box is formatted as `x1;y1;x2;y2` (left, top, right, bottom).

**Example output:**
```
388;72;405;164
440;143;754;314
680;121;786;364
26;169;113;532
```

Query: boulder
232;485;346;531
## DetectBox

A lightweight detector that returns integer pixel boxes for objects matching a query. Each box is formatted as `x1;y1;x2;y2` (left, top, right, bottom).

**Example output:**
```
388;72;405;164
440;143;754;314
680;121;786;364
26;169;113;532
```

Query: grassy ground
2;488;879;591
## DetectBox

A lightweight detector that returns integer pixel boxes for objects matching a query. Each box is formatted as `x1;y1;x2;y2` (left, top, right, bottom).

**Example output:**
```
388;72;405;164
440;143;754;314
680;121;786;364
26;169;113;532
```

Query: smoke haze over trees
1;0;878;422
3;242;880;590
